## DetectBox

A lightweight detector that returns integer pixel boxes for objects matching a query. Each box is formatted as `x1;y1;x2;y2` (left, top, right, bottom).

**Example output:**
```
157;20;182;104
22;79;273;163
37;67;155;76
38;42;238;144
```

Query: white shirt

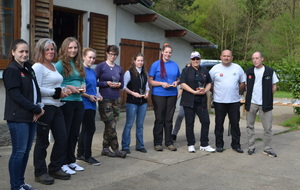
249;66;279;105
209;63;245;103
32;63;63;107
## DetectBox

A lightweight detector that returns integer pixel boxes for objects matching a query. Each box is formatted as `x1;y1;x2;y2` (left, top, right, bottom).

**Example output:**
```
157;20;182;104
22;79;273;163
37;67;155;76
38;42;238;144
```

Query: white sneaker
188;145;196;153
200;145;216;152
68;162;84;171
61;164;76;175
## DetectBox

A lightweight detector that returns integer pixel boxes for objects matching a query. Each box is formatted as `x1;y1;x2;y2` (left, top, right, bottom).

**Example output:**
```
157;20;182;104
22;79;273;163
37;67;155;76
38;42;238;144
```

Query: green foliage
274;91;293;98
275;115;300;135
290;67;300;114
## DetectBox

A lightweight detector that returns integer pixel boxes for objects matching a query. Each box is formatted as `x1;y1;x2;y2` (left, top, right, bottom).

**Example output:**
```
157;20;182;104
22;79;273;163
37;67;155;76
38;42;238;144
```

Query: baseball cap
190;51;201;59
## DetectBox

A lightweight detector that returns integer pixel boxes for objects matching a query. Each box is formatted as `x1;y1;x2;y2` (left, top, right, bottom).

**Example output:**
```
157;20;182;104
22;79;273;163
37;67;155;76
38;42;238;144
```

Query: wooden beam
135;14;157;23
165;30;187;37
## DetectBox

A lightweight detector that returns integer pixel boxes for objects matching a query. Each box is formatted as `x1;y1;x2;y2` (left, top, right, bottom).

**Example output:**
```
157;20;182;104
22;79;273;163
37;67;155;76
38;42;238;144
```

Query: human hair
9;39;28;62
106;45;119;55
58;37;85;78
160;43;172;79
128;53;147;77
83;47;96;57
33;38;57;63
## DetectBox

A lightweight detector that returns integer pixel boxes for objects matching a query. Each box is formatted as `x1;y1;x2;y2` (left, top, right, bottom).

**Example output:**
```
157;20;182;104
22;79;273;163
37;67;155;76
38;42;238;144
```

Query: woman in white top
32;38;72;185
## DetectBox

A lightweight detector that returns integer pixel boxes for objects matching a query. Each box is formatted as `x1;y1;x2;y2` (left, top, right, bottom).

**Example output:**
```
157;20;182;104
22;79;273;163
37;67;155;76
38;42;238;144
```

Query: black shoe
84;157;101;166
216;147;223;152
172;134;177;141
35;173;54;185
263;150;277;157
101;148;116;157
115;150;127;158
248;149;255;155
49;169;71;180
136;148;147;153
233;147;244;153
122;149;131;154
76;155;85;161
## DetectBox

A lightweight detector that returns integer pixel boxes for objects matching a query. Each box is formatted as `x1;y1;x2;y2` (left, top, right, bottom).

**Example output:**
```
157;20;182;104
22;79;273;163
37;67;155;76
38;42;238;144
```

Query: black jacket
180;66;211;108
3;60;42;122
245;65;274;112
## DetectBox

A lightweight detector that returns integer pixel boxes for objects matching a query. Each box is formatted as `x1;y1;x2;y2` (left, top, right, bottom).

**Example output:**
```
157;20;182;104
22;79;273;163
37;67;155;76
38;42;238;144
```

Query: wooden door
119;39;160;109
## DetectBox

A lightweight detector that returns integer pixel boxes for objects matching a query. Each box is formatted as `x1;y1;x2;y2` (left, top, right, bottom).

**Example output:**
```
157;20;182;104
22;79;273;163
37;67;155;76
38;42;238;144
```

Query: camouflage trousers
98;98;120;151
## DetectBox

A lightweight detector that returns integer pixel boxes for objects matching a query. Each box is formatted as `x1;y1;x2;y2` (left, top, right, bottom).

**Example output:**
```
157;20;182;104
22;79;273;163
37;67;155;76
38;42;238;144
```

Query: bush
291;68;300;115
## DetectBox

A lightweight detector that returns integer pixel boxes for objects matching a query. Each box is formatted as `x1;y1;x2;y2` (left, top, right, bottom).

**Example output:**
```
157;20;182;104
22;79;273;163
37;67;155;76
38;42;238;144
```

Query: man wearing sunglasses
209;50;245;153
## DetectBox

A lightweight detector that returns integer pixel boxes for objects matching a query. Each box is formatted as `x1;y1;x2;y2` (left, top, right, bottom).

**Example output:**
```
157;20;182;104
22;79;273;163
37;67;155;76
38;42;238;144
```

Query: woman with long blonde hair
55;37;86;174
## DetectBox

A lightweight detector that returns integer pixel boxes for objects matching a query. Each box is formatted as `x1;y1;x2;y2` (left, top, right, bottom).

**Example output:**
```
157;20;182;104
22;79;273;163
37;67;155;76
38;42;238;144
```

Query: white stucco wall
115;7;194;70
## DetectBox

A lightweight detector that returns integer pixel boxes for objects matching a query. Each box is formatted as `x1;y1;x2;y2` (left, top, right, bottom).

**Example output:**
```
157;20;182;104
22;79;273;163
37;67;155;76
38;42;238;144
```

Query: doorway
53;7;84;51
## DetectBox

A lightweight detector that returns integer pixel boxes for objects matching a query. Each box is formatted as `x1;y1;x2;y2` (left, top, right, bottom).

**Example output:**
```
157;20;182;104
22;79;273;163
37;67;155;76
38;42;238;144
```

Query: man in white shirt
209;50;245;153
245;52;279;157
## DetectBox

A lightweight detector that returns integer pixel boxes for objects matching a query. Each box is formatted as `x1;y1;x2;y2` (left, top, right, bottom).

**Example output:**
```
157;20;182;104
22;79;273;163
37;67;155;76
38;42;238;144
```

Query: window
0;0;20;69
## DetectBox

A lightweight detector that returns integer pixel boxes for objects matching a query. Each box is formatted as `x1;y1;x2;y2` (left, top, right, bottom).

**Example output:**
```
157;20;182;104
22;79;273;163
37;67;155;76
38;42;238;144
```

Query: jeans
152;95;177;146
184;102;210;146
122;103;148;150
34;105;67;176
8;122;36;190
77;109;96;158
214;102;241;149
60;101;84;164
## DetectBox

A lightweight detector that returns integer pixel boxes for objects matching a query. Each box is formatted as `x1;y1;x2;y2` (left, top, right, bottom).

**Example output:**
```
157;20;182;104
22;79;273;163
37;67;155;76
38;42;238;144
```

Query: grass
274;115;300;135
274;91;293;98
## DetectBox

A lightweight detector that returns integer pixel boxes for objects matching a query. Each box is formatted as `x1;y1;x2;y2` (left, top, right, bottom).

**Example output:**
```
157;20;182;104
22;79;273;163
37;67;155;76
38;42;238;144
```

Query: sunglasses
191;57;200;60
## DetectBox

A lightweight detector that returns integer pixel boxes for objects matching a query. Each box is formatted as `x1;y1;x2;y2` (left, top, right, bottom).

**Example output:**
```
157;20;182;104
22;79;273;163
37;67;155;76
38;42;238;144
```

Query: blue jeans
122;103;148;150
8;122;36;190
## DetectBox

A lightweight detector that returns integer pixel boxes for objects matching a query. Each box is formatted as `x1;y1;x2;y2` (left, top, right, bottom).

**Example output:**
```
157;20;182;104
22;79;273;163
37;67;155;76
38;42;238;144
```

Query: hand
88;95;97;102
171;81;178;87
132;92;142;98
61;87;72;98
108;81;121;88
161;82;170;88
66;85;80;94
33;108;45;122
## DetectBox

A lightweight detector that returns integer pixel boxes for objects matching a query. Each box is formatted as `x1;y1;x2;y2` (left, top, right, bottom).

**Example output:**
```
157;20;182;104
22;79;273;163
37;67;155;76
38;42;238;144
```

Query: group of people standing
3;38;278;190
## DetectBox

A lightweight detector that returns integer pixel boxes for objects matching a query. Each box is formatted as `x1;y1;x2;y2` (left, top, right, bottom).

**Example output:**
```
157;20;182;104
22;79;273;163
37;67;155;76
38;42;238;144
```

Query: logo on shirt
265;76;271;80
21;72;25;78
248;75;252;79
220;73;223;77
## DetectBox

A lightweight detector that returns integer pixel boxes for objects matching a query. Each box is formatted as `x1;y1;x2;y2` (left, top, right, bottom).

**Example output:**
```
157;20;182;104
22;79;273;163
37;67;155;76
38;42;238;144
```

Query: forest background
152;0;300;114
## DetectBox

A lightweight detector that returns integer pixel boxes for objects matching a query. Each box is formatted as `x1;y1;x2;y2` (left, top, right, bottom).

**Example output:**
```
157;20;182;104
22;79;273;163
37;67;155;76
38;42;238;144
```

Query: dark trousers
77;109;96;159
214;102;241;149
152;95;177;146
61;101;84;164
34;105;67;176
184;102;210;146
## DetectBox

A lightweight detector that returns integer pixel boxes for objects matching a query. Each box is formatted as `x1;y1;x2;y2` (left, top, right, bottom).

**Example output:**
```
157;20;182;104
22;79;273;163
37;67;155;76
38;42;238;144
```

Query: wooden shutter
89;12;108;64
30;0;53;57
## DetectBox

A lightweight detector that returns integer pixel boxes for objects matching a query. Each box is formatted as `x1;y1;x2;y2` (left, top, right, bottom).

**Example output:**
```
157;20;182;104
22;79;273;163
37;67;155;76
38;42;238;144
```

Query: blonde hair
58;37;85;78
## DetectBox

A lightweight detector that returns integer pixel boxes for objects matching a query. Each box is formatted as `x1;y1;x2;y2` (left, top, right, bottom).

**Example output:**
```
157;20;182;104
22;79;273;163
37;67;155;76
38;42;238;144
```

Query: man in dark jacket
180;51;215;153
245;51;279;157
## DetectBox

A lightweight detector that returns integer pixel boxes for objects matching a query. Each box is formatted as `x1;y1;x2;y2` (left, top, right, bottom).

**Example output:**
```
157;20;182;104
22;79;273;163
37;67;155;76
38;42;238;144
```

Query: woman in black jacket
3;39;44;190
180;51;215;153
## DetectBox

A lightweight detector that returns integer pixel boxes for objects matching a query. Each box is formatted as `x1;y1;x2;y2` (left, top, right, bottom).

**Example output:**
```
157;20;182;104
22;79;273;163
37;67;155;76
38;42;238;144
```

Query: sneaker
188;145;195;153
76;155;85;161
35;173;54;185
154;145;163;151
68;162;84;171
200;145;216;152
166;144;177;151
115;150;127;158
49;169;71;180
263;150;277;157
248;149;255;155
122;149;131;154
84;157;101;166
216;147;223;152
136;148;147;153
61;164;76;175
21;183;37;190
101;148;116;157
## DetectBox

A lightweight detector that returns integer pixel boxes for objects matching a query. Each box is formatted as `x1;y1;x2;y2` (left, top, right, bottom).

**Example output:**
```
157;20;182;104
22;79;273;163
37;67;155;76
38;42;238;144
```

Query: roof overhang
116;3;217;49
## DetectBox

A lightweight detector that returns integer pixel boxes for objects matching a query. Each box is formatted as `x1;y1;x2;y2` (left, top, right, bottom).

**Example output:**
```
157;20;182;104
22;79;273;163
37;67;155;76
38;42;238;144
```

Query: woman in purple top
94;45;126;158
